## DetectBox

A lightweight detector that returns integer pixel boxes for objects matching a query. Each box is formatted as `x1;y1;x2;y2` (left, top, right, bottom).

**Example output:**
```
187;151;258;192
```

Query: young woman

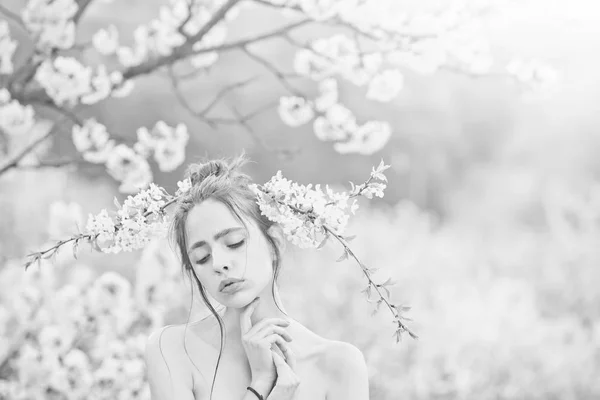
144;154;369;400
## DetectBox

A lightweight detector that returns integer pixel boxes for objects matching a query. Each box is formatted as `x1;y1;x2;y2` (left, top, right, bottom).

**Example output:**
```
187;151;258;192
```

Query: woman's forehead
187;199;237;229
185;199;249;241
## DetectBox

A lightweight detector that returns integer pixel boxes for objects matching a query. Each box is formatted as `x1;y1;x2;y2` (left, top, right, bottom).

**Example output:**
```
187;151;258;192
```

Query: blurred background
1;0;600;399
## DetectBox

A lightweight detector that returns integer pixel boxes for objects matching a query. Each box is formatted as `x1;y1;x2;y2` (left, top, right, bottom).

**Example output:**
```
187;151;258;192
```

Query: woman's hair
167;152;288;399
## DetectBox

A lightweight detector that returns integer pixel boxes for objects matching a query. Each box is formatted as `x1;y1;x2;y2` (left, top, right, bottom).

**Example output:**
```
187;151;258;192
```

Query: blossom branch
121;0;242;80
323;225;418;341
24;195;179;270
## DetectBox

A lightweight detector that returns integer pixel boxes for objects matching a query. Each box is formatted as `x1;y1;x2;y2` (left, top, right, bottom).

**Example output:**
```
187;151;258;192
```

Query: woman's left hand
265;348;300;400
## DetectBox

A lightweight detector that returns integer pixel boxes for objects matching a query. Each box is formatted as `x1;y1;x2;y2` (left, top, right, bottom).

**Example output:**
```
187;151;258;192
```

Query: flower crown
25;160;416;342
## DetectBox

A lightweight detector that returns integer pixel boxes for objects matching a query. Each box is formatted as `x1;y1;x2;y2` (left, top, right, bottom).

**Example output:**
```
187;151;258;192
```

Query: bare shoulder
320;340;368;379
145;324;197;400
319;340;370;399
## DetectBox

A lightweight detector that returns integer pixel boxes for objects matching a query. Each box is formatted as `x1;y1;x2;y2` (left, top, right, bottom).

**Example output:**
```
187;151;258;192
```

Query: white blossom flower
252;172;359;248
0;21;17;74
154;140;186;172
62;349;94;396
506;58;559;91
117;45;148;67
105;144;153;193
22;0;78;50
38;325;75;356
86;209;116;244
278;96;315;127
315;78;338;111
35;57;93;106
72;119;115;164
93;25;120;55
334;120;391;155
341;52;383;86
366;69;404;102
313;116;347;142
293;49;335;80
81;65;114;105
87;272;132;314
175;178;192;196
0;98;35;136
110;71;135;98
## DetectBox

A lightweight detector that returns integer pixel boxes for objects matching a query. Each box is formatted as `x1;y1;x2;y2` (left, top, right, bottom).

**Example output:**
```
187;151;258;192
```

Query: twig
73;0;95;24
25;197;179;269
0;121;63;176
122;0;242;80
240;46;304;96
0;4;26;30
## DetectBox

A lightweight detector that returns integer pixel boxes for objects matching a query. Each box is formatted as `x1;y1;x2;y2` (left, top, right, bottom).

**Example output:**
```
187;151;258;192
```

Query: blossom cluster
0;89;36;137
0;261;152;400
251;160;390;248
278;78;392;155
35;57;132;107
86;183;182;253
0;21;17;74
93;0;234;70
72;120;189;193
22;0;78;50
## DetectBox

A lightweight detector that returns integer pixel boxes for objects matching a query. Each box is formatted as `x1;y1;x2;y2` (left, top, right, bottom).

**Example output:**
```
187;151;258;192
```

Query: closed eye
195;240;245;265
228;240;245;249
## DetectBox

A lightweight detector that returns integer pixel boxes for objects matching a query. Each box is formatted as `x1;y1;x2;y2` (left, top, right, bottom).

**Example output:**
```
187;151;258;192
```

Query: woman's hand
266;350;301;400
240;298;294;385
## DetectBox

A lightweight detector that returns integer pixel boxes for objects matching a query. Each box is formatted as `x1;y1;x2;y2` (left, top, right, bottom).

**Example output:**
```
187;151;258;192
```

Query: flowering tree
0;0;556;189
0;0;560;398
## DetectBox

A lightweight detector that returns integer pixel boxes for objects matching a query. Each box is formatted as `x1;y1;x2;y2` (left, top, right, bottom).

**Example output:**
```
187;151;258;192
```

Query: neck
222;291;289;342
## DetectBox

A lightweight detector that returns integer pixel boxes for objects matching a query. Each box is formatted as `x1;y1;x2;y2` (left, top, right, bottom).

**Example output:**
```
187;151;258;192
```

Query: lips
219;278;245;292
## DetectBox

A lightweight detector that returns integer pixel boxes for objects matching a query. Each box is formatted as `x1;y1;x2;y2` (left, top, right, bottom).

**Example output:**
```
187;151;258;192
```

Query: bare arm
325;342;370;400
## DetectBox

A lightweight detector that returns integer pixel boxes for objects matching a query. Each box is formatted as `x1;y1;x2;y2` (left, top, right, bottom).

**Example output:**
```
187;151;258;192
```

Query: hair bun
185;153;250;187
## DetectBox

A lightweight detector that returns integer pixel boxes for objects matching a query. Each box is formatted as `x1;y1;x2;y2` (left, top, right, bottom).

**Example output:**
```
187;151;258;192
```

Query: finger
275;341;297;371
253;325;293;342
245;318;290;338
272;341;295;370
272;350;297;380
240;298;260;335
261;334;289;349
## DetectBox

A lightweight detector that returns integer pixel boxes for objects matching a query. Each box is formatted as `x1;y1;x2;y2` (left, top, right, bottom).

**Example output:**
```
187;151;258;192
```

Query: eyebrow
188;227;245;253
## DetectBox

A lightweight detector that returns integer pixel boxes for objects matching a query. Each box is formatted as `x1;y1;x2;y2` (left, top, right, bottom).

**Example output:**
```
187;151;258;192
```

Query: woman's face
184;198;274;308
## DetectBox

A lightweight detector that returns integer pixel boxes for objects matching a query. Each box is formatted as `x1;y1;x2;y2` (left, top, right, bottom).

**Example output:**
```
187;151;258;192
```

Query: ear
267;224;286;254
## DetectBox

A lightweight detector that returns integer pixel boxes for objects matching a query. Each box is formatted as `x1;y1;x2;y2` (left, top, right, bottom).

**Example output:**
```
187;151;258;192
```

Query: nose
211;245;233;274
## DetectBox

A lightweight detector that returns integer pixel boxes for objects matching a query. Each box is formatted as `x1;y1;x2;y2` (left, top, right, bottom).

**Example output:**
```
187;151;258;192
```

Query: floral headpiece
25;160;416;342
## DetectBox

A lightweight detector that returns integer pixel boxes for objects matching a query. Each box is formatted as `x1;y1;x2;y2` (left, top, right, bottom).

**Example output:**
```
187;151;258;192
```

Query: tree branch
241;46;304;96
122;0;242;80
0;122;60;176
0;4;26;30
73;0;95;24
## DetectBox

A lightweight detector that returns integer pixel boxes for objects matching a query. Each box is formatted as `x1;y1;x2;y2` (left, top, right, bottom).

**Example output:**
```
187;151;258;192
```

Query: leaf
113;197;121;210
382;286;391;300
360;286;371;297
336;249;349;262
343;234;357;243
317;234;329;249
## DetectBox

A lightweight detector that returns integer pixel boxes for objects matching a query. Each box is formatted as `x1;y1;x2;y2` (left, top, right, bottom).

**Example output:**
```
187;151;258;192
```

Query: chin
217;289;255;308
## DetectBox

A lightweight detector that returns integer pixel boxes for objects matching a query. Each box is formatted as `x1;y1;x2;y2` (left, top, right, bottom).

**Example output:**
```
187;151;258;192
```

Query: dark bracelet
246;386;264;400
